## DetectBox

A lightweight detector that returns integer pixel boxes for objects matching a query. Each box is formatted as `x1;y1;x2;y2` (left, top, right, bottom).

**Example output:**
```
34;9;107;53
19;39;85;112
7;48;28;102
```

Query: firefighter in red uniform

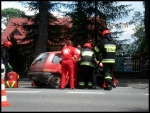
74;46;81;87
60;40;76;89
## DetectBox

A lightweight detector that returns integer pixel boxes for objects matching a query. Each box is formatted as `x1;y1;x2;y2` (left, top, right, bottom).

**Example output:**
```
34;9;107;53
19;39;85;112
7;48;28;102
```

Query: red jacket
74;48;81;60
61;46;76;59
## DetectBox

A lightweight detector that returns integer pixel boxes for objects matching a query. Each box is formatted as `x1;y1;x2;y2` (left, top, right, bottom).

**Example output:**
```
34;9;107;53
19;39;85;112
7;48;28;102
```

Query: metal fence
114;54;149;78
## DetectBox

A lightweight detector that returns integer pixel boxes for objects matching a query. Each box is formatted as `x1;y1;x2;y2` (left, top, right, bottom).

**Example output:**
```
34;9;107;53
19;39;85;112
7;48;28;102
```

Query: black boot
104;79;112;90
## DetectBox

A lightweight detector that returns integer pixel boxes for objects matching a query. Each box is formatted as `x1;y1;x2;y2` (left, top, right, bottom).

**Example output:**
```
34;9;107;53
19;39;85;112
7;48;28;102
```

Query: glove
8;64;13;71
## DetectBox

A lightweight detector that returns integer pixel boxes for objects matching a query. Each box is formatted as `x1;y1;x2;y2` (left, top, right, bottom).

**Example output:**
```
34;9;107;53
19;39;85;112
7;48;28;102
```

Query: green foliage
130;11;148;54
1;8;26;26
61;1;133;45
19;1;64;58
17;1;133;47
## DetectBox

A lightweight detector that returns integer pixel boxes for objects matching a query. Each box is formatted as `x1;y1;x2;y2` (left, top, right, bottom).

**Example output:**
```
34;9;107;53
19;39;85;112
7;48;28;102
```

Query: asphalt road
2;84;149;112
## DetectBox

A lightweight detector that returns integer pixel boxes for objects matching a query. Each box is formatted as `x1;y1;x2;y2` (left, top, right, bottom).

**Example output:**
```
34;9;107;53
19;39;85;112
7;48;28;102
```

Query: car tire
33;81;45;87
49;74;60;88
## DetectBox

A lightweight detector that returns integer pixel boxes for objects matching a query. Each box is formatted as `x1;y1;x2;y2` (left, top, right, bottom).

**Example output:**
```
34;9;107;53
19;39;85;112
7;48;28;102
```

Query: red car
27;51;118;89
27;51;62;88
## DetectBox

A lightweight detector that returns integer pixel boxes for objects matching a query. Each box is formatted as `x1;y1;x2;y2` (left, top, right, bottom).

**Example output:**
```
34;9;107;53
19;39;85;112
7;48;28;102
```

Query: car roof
41;51;61;54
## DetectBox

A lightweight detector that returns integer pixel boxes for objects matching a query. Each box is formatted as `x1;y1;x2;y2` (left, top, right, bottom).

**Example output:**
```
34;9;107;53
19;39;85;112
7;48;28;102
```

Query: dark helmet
83;43;92;49
4;41;12;48
102;30;110;36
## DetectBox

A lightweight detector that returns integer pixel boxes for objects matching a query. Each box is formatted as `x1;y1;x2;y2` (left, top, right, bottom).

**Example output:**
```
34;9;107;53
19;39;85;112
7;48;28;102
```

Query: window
13;29;21;35
52;53;62;63
32;53;49;64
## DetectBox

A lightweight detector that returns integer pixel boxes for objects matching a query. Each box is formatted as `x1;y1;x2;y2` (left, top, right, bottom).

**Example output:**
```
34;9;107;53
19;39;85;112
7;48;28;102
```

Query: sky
1;1;144;43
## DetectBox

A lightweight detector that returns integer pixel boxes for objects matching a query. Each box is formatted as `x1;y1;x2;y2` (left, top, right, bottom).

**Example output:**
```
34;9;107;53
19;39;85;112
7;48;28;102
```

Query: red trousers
60;59;74;89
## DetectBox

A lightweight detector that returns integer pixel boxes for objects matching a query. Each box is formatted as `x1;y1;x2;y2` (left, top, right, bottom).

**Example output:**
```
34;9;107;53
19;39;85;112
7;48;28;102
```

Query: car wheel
49;74;60;88
33;81;45;87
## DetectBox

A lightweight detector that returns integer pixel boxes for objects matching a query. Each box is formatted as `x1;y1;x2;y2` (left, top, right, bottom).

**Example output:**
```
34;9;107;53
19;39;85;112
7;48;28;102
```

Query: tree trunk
144;1;149;77
34;1;49;58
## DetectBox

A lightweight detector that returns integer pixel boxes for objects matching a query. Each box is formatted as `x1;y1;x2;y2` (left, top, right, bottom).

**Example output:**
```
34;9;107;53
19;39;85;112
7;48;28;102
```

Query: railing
114;53;149;78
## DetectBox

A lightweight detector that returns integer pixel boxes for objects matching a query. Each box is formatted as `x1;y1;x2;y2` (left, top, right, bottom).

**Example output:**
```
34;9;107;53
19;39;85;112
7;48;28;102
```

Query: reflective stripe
94;46;100;52
104;44;116;47
82;51;93;56
80;62;95;67
105;76;112;79
6;81;10;88
11;81;16;88
79;82;84;86
6;81;16;88
104;44;116;52
88;82;92;86
102;59;115;63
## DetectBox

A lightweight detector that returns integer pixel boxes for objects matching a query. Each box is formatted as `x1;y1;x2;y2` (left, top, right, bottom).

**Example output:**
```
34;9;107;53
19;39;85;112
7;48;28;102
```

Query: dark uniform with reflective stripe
1;46;11;81
94;33;117;90
78;47;97;89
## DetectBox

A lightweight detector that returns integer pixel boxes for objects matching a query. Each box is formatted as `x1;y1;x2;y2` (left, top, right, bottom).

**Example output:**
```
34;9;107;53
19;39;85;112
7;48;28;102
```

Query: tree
144;1;149;77
65;1;93;46
19;1;63;58
62;1;133;45
33;1;49;58
129;11;148;54
19;1;64;59
1;8;26;26
144;1;149;51
20;1;133;50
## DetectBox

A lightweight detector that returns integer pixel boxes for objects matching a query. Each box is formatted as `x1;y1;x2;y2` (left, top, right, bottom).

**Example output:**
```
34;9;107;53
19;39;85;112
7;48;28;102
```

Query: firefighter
94;29;117;90
78;43;98;89
60;40;76;89
74;45;81;88
1;41;12;81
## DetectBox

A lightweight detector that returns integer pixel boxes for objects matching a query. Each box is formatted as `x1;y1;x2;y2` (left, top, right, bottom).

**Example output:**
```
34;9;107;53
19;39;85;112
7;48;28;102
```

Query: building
1;17;72;73
1;17;72;49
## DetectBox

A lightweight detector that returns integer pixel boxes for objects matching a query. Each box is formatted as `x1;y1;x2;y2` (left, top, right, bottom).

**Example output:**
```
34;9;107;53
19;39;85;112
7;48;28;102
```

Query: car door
45;52;62;74
29;52;50;72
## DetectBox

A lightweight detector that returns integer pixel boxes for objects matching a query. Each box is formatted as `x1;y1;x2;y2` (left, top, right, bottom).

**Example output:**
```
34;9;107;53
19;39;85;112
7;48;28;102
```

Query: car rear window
52;53;62;63
32;53;49;64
